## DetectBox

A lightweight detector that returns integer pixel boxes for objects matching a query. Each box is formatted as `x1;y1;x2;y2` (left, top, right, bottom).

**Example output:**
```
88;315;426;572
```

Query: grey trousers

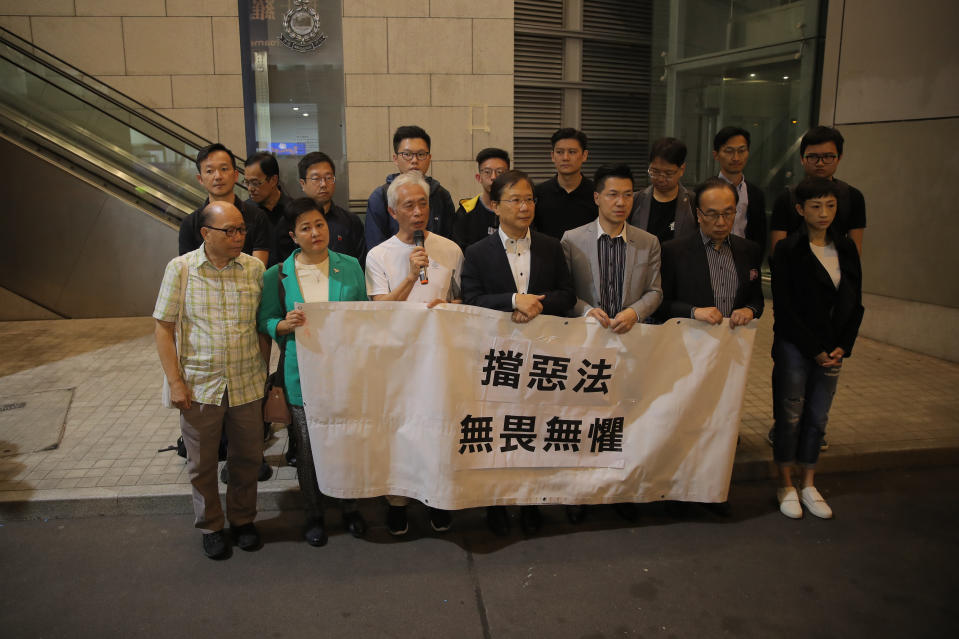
180;391;261;533
289;405;357;521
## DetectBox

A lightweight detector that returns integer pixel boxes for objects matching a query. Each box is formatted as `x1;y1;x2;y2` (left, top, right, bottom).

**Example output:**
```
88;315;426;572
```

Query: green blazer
258;249;366;406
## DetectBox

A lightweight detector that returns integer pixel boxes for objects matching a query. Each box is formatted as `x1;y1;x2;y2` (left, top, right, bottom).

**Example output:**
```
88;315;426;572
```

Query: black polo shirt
247;192;295;267
770;178;866;237
178;194;271;257
324;201;367;269
533;174;598;239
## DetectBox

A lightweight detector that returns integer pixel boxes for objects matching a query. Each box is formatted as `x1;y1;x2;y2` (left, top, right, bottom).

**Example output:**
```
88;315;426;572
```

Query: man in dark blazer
712;126;767;257
660;177;764;326
460;170;575;536
462;170;575;324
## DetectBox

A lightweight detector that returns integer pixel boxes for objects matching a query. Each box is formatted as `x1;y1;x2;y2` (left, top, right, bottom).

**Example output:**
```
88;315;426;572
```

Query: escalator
0;26;246;318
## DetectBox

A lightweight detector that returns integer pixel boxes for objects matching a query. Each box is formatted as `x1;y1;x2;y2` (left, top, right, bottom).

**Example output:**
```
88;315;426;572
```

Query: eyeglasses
306;175;335;184
480;168;507;177
397;151;430;161
698;209;735;221
499;197;536;207
803;153;838;165
243;179;266;189
720;145;749;157
648;167;678;179
204;225;247;237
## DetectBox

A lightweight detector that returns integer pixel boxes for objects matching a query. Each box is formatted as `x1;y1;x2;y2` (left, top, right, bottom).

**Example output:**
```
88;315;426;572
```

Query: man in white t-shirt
366;171;464;305
364;170;463;536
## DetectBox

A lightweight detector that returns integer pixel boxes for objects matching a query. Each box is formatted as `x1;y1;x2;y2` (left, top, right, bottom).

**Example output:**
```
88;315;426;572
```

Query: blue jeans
772;339;841;467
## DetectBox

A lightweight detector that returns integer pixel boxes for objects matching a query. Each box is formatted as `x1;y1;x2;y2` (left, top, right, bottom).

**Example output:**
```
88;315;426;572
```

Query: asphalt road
2;466;957;639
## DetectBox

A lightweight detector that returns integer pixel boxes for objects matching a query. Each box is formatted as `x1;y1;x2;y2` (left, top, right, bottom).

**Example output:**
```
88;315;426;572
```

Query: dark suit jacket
461;230;575;316
771;231;863;359
659;231;764;321
743;181;767;257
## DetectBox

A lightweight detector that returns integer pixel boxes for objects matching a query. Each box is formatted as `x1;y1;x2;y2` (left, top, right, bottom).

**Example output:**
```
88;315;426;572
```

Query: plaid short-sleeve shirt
153;246;266;406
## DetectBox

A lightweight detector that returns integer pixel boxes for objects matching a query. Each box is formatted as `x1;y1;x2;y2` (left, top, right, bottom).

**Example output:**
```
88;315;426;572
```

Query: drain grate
0;389;73;456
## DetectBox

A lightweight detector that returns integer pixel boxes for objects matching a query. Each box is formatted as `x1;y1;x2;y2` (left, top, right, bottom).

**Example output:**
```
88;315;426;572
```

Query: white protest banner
295;302;756;510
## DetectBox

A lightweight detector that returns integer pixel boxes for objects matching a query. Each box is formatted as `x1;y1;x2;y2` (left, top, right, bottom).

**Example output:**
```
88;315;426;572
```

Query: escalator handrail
0;25;245;171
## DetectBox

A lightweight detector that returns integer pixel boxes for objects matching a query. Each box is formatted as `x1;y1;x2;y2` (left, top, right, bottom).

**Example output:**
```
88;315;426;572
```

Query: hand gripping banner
296;302;756;509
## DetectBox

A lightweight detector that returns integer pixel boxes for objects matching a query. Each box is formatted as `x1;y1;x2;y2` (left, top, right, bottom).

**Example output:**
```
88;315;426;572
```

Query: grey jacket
561;220;663;321
628;184;697;241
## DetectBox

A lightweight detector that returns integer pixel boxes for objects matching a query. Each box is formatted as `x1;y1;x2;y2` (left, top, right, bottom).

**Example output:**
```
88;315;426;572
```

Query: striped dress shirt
597;229;627;317
699;230;738;317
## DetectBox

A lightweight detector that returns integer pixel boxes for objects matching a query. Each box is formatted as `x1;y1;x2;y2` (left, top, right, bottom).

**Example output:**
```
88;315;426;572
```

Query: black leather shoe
202;531;230;559
486;506;510;536
231;522;261;551
343;510;367;538
613;502;639;522
257;459;272;482
520;505;543;535
304;519;328;547
428;507;452;532
219;464;229;485
565;505;587;524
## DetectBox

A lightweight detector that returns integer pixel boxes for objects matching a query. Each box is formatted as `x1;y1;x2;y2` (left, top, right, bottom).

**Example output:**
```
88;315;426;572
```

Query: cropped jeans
772;338;842;468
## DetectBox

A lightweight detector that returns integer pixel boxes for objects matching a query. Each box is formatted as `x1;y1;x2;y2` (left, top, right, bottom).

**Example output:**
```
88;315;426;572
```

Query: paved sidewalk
1;313;957;519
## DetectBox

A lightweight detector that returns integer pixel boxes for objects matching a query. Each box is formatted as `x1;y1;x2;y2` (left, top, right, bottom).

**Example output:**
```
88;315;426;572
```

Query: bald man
155;201;270;559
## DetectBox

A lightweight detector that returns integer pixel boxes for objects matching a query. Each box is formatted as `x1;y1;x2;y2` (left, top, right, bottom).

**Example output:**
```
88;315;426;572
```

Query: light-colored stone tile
171;74;243;108
389;18;471;74
343;0;428;17
0;16;31;40
389;106;473;162
0;0;73;16
123;18;214;75
167;0;237;16
212;16;242;74
216;107;247;158
95;75;172;108
345;74;430;107
156;107;219;141
431;74;512;107
429;0;512;18
428;160;475;204
32;17;125;76
345;107;390;161
342;17;387;74
473;18;513;74
346;161;394;200
471;106;513;157
75;0;164;16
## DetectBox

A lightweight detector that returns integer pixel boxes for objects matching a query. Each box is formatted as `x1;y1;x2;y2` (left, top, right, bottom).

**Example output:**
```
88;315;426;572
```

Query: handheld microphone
413;230;428;285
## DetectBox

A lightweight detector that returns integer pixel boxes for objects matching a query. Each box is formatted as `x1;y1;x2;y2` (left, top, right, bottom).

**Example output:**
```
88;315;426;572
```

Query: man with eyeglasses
243;152;294;267
532;128;598;240
298;151;366;268
769;126;866;257
179;143;271;267
462;169;576;536
629;137;697;245
453;147;510;251
660;177;764;326
365;171;463;536
155;200;271;559
713;126;767;256
364;125;456;252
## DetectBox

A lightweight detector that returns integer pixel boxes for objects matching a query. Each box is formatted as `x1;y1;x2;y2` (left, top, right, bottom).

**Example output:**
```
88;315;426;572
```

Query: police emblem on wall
280;0;327;52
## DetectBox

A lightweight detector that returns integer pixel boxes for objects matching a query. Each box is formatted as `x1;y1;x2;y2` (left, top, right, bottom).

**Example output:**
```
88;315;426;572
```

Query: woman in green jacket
258;197;367;546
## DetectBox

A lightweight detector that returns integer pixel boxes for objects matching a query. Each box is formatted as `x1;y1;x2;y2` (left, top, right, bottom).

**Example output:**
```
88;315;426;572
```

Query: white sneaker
800;486;833;519
777;487;803;519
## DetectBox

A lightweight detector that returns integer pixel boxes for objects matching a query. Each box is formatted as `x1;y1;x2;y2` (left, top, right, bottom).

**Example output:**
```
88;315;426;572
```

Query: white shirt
295;255;330;302
498;227;531;308
719;172;750;239
365;233;464;302
810;241;841;289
